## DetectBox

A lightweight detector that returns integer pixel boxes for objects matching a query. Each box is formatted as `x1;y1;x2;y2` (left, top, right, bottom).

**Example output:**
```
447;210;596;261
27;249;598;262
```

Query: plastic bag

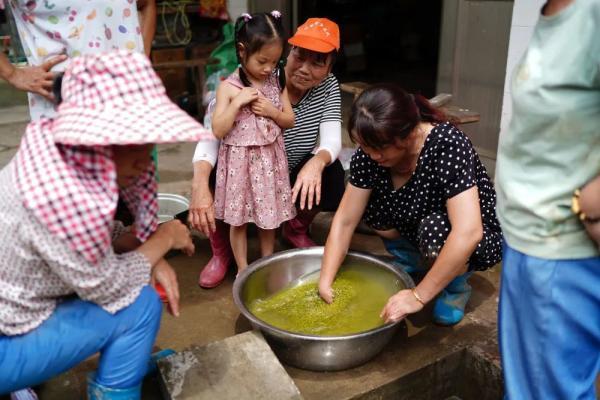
206;22;237;77
202;69;228;107
203;98;216;131
202;22;238;107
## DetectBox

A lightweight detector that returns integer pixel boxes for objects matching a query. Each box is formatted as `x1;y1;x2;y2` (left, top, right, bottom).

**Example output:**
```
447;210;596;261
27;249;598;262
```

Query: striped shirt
284;74;342;170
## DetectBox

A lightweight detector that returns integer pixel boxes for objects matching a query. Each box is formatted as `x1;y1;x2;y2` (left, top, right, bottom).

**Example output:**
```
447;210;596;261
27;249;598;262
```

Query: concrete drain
354;348;503;400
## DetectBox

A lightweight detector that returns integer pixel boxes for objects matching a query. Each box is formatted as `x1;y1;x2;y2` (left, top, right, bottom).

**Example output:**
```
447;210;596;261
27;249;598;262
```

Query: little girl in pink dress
212;11;296;273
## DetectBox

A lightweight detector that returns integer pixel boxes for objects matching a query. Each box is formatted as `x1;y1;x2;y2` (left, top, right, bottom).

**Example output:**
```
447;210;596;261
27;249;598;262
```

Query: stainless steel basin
157;193;189;224
233;247;414;371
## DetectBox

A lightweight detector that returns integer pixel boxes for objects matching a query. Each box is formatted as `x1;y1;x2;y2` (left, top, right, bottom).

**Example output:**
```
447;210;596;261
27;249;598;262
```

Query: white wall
500;0;545;136
227;0;248;20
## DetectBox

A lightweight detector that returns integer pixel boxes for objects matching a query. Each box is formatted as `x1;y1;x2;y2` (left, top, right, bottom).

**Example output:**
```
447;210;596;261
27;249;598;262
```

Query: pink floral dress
214;72;296;229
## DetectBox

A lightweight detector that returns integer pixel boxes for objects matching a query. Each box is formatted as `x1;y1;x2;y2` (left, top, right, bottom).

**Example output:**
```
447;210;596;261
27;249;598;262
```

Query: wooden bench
152;57;218;118
340;81;480;124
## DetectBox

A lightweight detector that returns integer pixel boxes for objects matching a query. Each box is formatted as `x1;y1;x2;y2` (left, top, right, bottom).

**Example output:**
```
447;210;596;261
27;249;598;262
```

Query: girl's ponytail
269;12;286;92
234;15;252;87
276;58;286;92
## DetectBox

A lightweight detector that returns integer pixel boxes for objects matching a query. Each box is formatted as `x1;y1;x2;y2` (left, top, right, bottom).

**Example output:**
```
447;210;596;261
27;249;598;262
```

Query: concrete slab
356;347;503;400
158;331;303;400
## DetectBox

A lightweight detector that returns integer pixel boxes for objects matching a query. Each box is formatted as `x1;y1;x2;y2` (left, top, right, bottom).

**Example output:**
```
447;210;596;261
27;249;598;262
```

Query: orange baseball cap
288;18;340;53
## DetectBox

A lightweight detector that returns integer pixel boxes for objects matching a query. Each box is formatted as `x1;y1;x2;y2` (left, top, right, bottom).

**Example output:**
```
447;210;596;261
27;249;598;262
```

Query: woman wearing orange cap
190;16;345;289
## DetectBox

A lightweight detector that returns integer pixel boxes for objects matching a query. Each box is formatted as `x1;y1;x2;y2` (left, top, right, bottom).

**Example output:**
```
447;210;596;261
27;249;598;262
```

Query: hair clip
241;13;252;21
270;10;281;18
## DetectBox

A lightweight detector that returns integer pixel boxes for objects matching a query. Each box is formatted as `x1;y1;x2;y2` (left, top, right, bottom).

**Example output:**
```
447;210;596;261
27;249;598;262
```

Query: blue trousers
0;285;162;394
499;243;600;400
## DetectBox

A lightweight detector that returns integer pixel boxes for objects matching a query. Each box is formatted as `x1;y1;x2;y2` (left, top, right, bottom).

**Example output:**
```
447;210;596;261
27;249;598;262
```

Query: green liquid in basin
248;268;399;336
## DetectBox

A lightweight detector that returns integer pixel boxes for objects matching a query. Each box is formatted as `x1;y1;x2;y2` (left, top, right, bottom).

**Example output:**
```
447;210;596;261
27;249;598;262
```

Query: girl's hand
156;220;194;255
292;156;326;210
318;281;334;304
250;96;277;118
380;289;424;323
234;87;259;108
151;259;180;316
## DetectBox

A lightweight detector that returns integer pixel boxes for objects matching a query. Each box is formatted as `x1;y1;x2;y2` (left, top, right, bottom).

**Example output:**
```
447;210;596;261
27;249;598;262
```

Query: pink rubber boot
282;210;318;248
198;221;233;288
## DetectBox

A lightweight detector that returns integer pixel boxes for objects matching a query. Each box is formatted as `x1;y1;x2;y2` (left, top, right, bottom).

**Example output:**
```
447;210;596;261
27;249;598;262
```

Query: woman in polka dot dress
318;84;502;326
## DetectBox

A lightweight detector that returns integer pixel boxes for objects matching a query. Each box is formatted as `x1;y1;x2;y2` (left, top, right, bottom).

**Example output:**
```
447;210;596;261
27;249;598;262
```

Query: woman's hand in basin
380;289;424;323
318;282;334;304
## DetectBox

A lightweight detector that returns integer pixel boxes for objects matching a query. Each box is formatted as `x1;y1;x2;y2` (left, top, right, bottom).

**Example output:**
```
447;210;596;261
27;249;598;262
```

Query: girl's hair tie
241;12;252;21
270;10;281;18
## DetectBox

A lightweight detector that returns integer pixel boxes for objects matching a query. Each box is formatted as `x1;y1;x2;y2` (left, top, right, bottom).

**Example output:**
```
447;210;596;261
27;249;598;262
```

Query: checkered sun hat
12;51;214;264
52;50;213;146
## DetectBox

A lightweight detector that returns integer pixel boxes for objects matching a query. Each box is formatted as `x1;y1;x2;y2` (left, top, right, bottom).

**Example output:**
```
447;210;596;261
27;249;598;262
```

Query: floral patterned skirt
214;135;296;229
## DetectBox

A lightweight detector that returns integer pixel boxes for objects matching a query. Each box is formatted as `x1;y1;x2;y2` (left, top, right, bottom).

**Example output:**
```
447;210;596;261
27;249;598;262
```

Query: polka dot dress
350;122;502;270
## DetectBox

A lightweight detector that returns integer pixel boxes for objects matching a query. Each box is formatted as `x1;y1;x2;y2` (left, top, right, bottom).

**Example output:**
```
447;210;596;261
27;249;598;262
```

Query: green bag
205;23;238;77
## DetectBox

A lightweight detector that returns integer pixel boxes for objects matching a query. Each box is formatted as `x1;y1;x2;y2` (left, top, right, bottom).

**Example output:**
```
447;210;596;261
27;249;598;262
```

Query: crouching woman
0;51;212;398
318;84;502;325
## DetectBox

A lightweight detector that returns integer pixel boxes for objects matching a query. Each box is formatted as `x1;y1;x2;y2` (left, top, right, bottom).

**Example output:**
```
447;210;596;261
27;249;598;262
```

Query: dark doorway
298;0;443;97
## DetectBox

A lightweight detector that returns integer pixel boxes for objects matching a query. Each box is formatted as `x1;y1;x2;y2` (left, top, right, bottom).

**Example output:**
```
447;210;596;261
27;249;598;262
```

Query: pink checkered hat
12;51;214;265
52;50;213;146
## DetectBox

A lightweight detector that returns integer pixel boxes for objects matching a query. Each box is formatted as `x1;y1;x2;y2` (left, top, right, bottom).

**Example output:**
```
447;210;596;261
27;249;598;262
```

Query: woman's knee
417;213;450;259
375;229;401;240
469;228;503;270
132;285;162;328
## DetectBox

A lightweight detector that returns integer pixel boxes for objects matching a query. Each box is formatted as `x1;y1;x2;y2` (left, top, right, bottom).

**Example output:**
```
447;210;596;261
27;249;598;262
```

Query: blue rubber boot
433;272;473;326
87;349;175;399
87;375;141;400
383;238;426;279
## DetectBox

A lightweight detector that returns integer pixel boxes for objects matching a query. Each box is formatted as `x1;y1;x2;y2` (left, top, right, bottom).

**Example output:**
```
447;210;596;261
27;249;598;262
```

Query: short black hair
348;84;446;149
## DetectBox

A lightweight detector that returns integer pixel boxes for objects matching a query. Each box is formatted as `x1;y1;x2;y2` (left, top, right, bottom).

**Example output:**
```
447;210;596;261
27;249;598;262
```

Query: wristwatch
571;189;600;224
